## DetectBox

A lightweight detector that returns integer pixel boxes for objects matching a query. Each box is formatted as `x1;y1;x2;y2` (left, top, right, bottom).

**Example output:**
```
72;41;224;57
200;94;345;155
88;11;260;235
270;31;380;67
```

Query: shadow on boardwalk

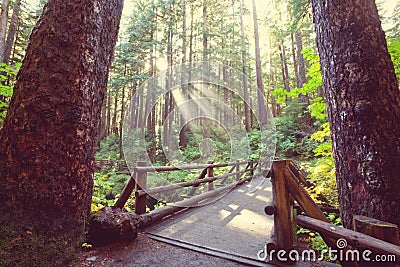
146;175;274;266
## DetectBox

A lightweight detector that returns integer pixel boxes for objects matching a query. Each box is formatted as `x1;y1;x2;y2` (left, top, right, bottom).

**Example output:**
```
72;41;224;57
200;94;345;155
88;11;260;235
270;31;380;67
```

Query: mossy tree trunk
311;0;400;229
0;0;123;265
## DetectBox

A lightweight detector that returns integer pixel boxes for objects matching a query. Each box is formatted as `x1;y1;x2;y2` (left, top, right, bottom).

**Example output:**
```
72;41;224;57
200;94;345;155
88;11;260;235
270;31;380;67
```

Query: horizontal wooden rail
134;161;248;173
297;215;400;261
114;160;258;213
135;169;251;197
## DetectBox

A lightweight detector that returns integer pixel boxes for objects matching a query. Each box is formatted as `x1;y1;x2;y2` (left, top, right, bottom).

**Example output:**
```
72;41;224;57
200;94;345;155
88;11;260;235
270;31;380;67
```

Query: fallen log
87;206;142;246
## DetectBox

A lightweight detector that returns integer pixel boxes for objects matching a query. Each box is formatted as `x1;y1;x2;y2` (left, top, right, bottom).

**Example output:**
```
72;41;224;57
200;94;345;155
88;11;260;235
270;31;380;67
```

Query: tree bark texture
310;0;400;229
0;0;123;265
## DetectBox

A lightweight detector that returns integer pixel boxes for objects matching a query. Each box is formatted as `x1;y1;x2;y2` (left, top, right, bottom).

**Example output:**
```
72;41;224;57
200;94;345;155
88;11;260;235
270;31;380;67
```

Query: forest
0;0;399;266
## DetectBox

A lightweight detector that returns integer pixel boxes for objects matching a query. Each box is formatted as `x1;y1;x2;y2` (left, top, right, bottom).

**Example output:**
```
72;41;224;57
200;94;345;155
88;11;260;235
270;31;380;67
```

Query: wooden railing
111;159;399;265
114;160;258;226
267;160;400;266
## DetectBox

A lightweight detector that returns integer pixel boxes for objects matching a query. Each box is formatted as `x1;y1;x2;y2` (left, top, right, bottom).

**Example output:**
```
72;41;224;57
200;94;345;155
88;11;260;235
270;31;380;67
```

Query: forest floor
76;232;250;267
76;232;335;267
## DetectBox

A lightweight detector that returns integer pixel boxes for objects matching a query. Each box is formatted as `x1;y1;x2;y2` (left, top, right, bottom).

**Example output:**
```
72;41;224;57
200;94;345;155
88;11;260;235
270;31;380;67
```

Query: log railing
114;160;258;225
267;160;400;266
112;159;399;265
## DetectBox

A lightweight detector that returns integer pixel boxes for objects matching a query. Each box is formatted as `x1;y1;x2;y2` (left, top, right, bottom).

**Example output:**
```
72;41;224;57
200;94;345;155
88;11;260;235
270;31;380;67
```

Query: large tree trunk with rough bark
0;0;123;265
311;0;400;229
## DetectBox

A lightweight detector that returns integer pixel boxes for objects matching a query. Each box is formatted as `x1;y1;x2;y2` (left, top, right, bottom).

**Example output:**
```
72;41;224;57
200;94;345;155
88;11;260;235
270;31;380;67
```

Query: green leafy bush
96;135;120;161
91;172;130;211
388;39;400;86
0;62;21;127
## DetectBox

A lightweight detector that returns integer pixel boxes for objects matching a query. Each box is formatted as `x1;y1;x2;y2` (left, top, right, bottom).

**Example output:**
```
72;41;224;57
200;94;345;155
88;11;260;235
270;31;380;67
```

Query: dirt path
77;232;250;267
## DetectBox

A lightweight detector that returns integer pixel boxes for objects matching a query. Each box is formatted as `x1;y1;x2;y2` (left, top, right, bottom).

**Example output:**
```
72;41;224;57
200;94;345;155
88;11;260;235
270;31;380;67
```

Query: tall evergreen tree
311;0;400;228
0;0;123;265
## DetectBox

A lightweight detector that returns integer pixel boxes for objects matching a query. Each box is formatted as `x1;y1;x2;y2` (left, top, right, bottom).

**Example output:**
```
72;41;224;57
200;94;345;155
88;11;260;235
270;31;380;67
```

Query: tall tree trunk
163;16;174;149
270;70;278;117
188;0;194;82
296;32;307;88
239;0;251;131
0;0;9;62
106;90;112;136
291;32;299;88
162;92;169;146
311;0;400;228
138;85;144;137
252;0;267;125
3;0;21;65
279;41;290;92
129;81;137;131
295;31;312;127
0;0;123;265
179;0;188;149
119;84;125;160
148;4;157;163
112;88;119;136
223;65;228;125
97;93;107;147
202;0;208;62
220;13;229;126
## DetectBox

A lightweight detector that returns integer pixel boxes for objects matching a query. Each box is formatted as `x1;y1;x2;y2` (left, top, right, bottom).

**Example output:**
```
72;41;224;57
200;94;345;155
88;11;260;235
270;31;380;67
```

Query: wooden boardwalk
146;175;275;266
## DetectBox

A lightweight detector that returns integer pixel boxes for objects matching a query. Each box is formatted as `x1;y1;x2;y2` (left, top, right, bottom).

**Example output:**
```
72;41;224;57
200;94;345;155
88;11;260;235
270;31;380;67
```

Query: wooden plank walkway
146;175;275;266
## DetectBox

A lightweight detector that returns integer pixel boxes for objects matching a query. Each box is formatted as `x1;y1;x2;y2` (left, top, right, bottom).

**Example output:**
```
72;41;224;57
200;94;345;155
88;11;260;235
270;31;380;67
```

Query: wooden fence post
271;160;293;252
135;161;148;215
207;160;214;191
353;215;399;267
235;160;240;181
186;166;208;196
114;172;136;209
249;160;254;177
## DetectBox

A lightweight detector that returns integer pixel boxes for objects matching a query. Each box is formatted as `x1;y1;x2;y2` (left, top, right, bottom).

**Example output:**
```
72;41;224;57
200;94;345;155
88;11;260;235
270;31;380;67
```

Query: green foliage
388;39;400;85
311;123;332;157
96;135;120;161
181;124;245;163
272;46;338;206
91;172;130;211
273;100;317;158
272;48;322;106
308;97;327;122
297;212;341;262
0;62;21;127
307;157;338;206
311;213;341;261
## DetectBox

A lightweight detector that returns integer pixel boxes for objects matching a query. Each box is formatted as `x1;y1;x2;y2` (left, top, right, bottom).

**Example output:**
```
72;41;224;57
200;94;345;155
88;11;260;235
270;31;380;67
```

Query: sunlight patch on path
146;175;274;263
